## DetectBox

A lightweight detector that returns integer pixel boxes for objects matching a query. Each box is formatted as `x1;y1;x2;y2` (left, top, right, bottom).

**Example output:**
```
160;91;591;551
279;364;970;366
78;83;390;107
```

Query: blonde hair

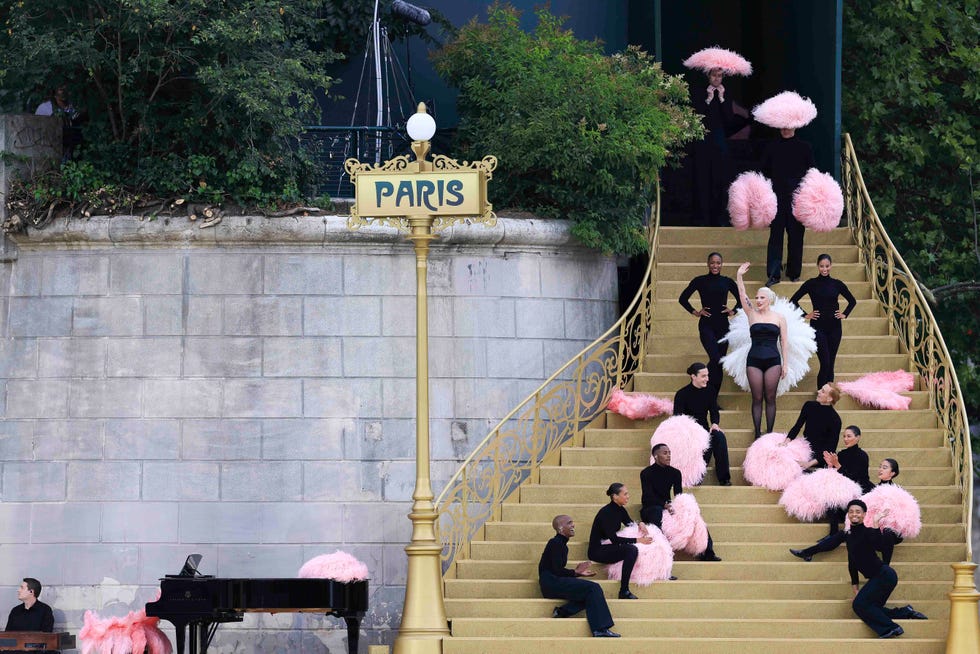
827;383;841;404
756;287;776;304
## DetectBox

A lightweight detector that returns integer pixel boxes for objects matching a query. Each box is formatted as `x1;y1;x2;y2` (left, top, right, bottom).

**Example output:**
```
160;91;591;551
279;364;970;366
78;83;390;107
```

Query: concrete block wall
0;215;618;652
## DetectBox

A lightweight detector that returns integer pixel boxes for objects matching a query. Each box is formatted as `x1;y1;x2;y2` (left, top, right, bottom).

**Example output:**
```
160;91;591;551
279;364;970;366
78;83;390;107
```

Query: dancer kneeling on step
540;514;620;638
587;483;651;600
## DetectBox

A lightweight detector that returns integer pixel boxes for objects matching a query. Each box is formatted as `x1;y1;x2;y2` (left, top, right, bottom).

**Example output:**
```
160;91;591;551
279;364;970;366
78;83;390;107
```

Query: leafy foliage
842;0;980;434
432;3;703;254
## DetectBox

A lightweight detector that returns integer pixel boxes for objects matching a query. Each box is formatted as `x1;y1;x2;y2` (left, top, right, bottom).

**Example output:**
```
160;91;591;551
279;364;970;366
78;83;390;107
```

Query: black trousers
693;141;734;226
639;505;716;558
540;572;613;632
766;197;805;280
813;324;843;388
852;565;919;636
704;428;730;483
699;318;730;393
587;543;637;592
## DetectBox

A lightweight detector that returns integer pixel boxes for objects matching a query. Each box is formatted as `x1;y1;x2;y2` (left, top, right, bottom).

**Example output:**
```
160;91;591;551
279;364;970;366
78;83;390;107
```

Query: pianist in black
4;578;53;632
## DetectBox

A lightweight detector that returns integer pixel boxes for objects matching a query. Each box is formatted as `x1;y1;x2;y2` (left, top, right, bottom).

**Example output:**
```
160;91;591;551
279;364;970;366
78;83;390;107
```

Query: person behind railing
34;84;84;162
789;254;857;389
672;363;731;486
587;483;651;600
678;253;742;393
783;383;842;471
539;515;620;638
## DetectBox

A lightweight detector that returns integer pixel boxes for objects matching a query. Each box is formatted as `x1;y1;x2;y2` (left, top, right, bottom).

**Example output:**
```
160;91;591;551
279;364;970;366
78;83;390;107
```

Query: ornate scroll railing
841;133;974;560
435;184;662;572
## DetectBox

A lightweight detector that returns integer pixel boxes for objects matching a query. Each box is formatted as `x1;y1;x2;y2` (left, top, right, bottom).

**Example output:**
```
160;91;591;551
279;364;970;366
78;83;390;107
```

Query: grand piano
145;555;368;654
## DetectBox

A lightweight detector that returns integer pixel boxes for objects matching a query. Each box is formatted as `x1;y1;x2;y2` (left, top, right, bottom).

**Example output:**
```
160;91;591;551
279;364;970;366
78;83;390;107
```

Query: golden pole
945;562;980;653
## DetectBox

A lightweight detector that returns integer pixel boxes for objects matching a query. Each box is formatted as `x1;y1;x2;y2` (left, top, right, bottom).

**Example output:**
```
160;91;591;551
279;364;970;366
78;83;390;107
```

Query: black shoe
697;553;722;562
789;548;813;562
789;276;800;282
668;575;678;581
765;276;780;287
592;628;621;638
552;607;568;619
902;605;928;620
879;626;904;639
618;590;639;600
720;480;732;486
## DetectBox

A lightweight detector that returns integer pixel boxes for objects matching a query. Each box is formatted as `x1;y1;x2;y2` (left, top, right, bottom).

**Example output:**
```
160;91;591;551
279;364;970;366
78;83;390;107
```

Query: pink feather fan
728;171;778;230
607;387;673;420
299;550;369;582
79;607;172;654
838;370;914;410
604;524;674;585
779;468;862;522
742;432;812;491
660;493;710;556
752;91;817;129
649;415;710;487
683;47;753;76
792;168;843;232
846;484;922;539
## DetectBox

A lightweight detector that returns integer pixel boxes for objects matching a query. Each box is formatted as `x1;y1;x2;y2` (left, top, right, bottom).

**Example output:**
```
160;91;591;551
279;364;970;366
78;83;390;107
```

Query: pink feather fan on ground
728;171;778;230
752;91;817;129
682;47;753;76
299;551;369;582
649;415;710;487
846;484;922;539
660;493;710;556
779;468;862;522
604;524;674;585
79;607;173;654
742;432;812;491
838;370;914;410
792;168;844;232
606;387;673;420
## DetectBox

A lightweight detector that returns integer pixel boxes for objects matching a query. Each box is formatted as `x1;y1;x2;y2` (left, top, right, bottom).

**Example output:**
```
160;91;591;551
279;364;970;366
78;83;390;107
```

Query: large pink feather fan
298;550;369;582
728;172;778;230
838;370;914;410
80;608;172;654
660;493;710;556
649;415;710;487
792;168;843;232
846;484;922;539
752;91;817;129
604;524;674;585
683;47;753;76
779;468;862;522
742;432;812;491
607;387;673;420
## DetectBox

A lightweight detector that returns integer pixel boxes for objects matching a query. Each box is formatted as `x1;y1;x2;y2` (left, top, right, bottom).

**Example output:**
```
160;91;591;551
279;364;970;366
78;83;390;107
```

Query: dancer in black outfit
673;362;731;485
762;127;816;286
678;253;742;392
587;483;652;599
539;515;620;638
790;254;857;388
784;383;842;470
639;444;721;561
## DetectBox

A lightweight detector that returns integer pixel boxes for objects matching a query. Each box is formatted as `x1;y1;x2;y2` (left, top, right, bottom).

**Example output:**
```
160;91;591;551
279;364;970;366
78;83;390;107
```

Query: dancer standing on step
678;253;742;393
783;383;842;470
587;483;651;599
789;254;857;389
735;262;788;437
673;362;731;485
539;515;620;638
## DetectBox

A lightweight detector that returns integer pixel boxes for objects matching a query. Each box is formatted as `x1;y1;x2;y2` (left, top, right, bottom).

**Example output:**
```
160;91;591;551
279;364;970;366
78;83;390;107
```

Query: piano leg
173;621;187;654
344;616;361;654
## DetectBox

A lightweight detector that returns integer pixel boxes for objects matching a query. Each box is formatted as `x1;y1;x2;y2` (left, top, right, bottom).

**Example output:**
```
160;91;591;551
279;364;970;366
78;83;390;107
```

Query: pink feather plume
742;432;812;491
79;606;172;654
298;550;369;582
846;484;922;539
649;415;710;487
728;172;777;230
792;168;843;232
779;468;862;522
683;47;753;76
604;524;674;585
752;91;817;129
607;387;673;420
660;493;710;556
838;370;914;410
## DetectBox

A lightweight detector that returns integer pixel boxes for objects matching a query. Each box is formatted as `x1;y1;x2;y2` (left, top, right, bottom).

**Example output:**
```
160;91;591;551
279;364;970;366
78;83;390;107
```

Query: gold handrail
435;182;662;571
841;133;974;561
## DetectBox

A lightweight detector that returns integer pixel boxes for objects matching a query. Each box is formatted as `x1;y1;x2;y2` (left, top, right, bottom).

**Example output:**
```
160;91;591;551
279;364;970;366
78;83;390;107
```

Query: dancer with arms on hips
587;483;652;600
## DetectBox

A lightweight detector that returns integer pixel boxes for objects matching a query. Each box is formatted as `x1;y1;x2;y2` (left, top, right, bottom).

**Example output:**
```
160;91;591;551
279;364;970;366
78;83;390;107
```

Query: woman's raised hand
737;262;751;277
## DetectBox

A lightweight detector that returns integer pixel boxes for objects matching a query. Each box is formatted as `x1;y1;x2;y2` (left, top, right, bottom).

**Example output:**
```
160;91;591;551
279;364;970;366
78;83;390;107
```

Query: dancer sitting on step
539;514;620;638
783;383;842;470
673;362;731;485
587;483;652;600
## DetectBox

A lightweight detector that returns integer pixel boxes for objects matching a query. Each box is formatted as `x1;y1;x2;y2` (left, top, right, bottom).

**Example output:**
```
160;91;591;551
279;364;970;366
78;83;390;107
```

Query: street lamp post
345;104;496;654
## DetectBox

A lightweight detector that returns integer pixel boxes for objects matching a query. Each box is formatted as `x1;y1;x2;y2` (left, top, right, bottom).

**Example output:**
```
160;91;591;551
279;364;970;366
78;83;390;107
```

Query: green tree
842;0;980;436
432;3;703;254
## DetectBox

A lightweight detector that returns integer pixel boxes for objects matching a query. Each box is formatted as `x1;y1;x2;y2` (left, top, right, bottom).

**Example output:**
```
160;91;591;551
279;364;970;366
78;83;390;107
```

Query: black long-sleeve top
847;522;895;585
5;601;54;632
538;533;576;579
837;445;873;494
673;383;721;431
695;89;749;145
588;502;636;552
790;276;857;332
761;135;816;195
640;463;683;510
787;401;841;466
678;273;742;324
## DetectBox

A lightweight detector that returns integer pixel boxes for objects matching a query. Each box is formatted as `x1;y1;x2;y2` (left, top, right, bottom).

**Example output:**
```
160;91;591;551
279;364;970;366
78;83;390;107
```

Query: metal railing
434;184;662;572
841;133;974;560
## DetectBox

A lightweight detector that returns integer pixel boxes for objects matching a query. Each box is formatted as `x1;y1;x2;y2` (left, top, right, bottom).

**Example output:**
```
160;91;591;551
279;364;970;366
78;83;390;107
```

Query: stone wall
0;214;618;652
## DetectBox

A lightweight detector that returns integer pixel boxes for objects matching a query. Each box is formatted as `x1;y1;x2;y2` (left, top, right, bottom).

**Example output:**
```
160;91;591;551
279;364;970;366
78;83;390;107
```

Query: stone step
650;318;891;336
658;244;861;264
630;371;922;393
643;352;908;371
604;409;938;430
658;227;856;246
656;262;868;282
582;428;943;449
623;389;928;412
560;446;950;468
645;333;898;355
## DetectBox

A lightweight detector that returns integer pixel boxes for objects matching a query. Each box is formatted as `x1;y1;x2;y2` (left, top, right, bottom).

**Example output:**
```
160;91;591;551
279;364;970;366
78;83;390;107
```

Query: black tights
747;365;781;437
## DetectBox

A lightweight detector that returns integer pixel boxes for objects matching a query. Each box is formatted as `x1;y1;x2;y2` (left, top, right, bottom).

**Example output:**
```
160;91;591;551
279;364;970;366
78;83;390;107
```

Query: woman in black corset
678;253;742;392
735;262;788;437
790;254;857;389
587;483;652;599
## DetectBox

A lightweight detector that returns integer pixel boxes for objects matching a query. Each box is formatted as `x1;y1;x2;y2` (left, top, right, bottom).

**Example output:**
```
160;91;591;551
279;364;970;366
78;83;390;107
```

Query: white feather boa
719;297;816;396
